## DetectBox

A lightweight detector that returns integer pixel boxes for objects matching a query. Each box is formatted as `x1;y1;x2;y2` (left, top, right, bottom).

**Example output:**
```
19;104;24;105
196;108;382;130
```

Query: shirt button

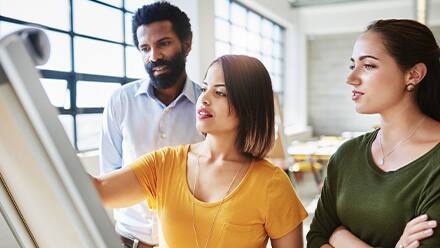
160;133;167;139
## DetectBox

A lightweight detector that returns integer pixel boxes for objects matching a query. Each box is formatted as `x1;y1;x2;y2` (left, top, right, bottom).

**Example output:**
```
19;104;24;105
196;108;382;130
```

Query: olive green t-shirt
307;129;440;248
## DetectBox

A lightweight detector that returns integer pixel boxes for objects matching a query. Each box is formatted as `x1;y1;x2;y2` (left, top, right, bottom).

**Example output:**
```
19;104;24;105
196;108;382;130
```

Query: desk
287;137;346;185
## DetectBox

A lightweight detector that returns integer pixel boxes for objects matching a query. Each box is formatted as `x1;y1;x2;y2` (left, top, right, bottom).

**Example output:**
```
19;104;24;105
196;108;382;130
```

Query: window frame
0;0;142;152
214;0;286;102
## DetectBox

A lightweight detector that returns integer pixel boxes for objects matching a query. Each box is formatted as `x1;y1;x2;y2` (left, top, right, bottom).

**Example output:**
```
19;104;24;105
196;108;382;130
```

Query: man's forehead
136;20;175;39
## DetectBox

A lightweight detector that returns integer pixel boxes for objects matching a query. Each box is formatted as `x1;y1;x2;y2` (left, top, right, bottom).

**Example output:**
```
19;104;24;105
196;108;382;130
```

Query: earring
406;83;415;92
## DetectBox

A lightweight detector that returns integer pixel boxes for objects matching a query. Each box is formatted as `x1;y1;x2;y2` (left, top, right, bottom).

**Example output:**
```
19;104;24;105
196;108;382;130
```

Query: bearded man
99;2;204;247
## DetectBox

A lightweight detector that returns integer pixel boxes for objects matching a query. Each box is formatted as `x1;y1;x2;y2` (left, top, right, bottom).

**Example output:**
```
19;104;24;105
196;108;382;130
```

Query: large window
0;0;151;151
214;0;285;99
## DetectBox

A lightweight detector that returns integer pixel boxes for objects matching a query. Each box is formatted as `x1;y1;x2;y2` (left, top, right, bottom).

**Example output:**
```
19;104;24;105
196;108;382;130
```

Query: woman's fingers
407;220;436;235
406;240;420;248
406;214;428;227
406;228;434;245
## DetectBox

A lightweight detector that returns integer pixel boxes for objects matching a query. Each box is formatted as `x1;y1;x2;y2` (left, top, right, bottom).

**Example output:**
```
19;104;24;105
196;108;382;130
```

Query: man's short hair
132;1;192;48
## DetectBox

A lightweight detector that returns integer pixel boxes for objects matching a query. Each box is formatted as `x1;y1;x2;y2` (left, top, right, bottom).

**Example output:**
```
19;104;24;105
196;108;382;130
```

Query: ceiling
287;0;369;8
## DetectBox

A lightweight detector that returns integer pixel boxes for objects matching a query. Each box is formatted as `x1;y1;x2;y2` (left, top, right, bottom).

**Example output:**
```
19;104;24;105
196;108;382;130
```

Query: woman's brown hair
208;55;275;160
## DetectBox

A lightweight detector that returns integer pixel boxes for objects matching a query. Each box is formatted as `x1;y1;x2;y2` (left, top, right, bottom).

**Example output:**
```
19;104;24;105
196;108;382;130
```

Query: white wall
294;0;440;135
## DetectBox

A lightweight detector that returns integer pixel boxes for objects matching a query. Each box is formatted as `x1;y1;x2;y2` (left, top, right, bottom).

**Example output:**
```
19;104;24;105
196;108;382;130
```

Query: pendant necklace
377;116;426;166
192;156;244;248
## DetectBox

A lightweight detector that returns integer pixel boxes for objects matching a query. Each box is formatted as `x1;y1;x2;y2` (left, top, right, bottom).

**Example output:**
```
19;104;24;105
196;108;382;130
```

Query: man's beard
145;50;186;89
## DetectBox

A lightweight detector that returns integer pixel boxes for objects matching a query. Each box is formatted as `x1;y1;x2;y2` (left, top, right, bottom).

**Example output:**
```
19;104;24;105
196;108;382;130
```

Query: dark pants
120;236;156;248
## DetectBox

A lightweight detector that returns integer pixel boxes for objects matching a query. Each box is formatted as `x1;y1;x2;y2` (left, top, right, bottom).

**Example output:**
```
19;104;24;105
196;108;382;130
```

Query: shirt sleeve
99;93;123;175
306;155;342;248
416;161;440;247
265;167;308;239
129;149;163;210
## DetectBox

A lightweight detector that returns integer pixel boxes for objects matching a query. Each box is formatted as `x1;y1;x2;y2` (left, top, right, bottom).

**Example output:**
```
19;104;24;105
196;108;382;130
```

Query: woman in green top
307;19;440;248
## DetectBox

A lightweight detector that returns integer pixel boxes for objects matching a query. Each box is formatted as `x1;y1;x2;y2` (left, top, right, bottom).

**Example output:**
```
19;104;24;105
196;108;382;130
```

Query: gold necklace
191;156;244;248
377;116;426;165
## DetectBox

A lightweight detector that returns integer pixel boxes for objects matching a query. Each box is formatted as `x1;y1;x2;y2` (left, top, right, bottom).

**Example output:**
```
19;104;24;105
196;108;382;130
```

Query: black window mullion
122;0;128;84
69;0;78;150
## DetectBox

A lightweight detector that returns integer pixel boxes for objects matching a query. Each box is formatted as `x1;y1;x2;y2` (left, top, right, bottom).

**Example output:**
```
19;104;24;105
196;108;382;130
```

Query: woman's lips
197;108;213;119
352;90;364;101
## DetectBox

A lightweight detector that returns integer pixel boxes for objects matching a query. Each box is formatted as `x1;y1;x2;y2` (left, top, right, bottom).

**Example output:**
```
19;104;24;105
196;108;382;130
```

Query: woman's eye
201;87;207;92
349;65;355;70
216;91;226;96
364;64;376;70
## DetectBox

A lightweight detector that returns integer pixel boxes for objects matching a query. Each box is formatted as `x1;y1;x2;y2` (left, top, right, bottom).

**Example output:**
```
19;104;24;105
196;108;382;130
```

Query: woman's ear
406;63;427;86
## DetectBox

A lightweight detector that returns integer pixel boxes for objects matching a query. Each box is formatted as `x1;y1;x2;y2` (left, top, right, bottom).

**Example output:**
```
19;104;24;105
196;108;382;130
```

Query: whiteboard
0;29;120;248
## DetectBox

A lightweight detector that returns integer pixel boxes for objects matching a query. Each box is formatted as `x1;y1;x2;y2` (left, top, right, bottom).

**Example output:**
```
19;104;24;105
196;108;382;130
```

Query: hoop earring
406;83;415;92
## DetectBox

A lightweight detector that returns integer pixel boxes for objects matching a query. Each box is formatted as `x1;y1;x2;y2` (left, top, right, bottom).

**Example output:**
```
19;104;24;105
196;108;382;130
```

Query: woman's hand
396;214;436;248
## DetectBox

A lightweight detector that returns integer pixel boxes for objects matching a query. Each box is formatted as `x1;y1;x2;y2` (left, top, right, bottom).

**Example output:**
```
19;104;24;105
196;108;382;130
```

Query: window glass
74;37;124;77
125;13;134;45
261;19;273;38
215;19;230;42
0;21;32;36
38;30;71;71
40;79;70;108
0;0;69;30
247;12;260;33
0;22;71;71
1;0;138;151
126;46;146;79
230;25;246;48
247;50;261;60
231;46;246;55
262;38;273;55
74;0;123;42
76;81;121;108
76;114;103;151
215;41;230;57
125;0;155;12
273;42;282;59
214;0;284;94
273;25;282;42
230;3;246;26
246;32;260;52
274;59;282;76
215;0;230;19
262;55;273;73
272;75;282;92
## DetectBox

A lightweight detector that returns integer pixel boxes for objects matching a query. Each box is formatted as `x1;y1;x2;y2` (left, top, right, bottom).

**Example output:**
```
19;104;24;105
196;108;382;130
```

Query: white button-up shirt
99;77;204;243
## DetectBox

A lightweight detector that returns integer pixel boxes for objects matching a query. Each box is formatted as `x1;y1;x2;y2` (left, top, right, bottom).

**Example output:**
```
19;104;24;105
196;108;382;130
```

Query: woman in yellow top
92;55;307;248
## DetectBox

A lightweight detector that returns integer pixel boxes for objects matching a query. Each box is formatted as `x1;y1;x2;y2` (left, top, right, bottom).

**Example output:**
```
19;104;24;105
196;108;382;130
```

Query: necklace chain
378;116;426;166
192;156;244;248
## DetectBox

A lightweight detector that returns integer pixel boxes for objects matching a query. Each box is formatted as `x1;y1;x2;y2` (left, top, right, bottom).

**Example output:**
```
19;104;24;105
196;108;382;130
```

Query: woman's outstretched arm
91;167;145;208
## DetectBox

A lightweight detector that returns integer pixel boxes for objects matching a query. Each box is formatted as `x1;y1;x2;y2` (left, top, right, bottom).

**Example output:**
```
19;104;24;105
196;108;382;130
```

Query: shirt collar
134;77;199;105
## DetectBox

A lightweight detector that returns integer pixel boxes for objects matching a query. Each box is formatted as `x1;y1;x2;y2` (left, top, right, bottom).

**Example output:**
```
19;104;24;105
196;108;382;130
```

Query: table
287;136;346;185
